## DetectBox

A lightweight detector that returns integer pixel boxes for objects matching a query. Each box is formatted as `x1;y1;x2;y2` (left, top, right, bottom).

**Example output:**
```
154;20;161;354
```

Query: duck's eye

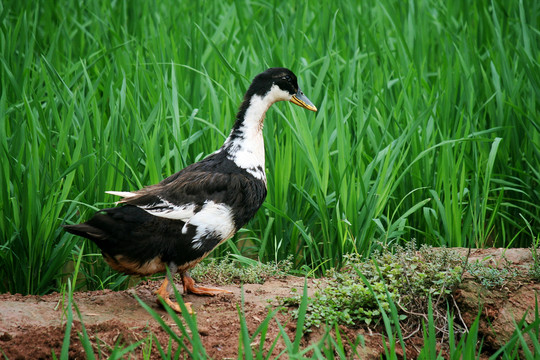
282;75;292;82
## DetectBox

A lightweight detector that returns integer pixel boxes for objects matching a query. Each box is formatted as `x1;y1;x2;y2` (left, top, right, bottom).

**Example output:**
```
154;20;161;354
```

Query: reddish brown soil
0;248;538;359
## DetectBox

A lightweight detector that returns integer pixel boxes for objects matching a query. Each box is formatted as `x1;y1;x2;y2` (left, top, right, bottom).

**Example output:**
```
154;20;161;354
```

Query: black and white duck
63;67;317;313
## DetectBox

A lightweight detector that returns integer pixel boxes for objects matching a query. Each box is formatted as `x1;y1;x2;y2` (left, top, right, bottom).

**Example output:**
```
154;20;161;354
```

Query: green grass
1;0;539;294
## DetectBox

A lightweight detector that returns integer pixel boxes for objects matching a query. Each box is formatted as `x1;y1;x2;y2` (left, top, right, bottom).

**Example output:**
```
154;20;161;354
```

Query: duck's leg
154;263;193;314
181;271;232;296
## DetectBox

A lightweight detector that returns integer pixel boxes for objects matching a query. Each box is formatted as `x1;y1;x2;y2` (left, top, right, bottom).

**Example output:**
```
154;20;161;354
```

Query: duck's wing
111;169;237;220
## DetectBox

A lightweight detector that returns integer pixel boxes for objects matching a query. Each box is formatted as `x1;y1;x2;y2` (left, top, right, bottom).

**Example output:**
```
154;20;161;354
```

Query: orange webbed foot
154;277;194;314
181;272;232;296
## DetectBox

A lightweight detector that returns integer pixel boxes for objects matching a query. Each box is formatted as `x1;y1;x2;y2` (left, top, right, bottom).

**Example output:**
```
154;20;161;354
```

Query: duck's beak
290;89;317;112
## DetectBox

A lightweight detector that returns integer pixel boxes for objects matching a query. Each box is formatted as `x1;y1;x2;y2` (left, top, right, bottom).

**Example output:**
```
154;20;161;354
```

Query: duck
63;67;317;313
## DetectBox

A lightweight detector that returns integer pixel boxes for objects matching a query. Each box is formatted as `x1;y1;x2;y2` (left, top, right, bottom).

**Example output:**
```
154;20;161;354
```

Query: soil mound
0;248;538;358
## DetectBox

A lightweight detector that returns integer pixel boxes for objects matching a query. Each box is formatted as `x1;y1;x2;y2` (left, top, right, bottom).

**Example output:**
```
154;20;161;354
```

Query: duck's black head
219;67;317;170
244;68;317;112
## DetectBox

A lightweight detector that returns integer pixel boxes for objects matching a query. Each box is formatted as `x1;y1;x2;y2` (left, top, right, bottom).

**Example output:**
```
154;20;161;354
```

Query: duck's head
247;68;317;112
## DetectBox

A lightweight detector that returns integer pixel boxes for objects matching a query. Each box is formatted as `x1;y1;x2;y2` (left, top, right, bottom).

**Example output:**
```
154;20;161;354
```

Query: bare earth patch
0;248;538;359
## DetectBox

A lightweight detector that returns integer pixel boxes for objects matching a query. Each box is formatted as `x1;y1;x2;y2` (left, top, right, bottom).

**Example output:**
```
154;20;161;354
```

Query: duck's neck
221;92;274;181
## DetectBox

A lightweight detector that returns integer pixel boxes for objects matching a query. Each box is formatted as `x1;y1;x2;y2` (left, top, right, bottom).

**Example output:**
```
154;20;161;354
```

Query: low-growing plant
529;235;540;281
467;258;517;289
189;254;293;285
281;243;464;331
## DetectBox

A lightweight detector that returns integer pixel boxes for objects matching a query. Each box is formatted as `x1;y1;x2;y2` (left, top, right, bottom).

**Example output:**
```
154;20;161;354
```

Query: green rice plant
237;287;282;359
2;0;539;294
416;302;484;360
273;280;311;357
418;297;444;360
489;295;540;359
0;22;80;293
57;244;85;359
55;244;145;359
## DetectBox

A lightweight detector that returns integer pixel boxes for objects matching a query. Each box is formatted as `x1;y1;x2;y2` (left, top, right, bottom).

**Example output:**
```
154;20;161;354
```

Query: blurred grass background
1;0;538;295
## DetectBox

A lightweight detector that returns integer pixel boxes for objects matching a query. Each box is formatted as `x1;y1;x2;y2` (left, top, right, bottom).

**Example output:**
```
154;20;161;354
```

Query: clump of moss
281;243;464;331
189;255;293;285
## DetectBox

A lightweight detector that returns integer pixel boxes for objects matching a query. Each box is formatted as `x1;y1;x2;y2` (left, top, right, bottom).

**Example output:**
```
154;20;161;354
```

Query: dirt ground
0;248;538;359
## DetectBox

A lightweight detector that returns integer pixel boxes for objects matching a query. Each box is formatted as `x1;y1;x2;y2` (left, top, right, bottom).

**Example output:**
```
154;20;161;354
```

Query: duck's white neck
220;84;291;181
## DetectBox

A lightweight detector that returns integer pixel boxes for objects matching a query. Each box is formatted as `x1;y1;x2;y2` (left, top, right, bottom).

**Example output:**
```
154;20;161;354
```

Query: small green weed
189;254;293;285
467;259;517;289
529;235;540;281
281;243;463;331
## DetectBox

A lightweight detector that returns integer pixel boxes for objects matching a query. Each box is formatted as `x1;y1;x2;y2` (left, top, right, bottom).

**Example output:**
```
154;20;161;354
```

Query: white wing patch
106;191;137;198
139;197;197;221
189;201;236;250
106;193;236;247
